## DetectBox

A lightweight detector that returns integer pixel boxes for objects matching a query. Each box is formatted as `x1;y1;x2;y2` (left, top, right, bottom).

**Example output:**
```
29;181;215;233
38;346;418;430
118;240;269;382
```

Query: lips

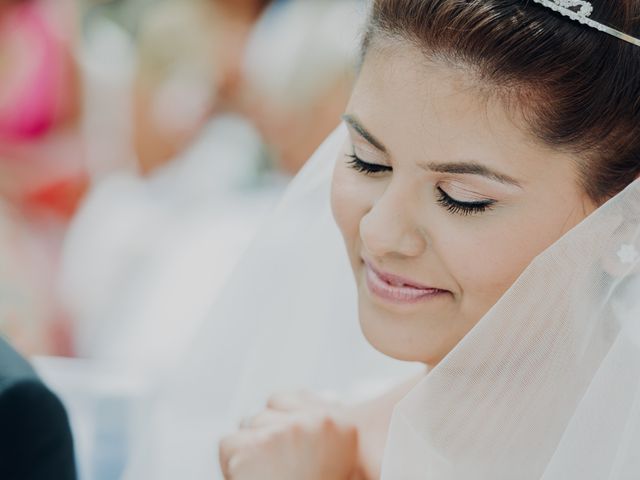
362;258;448;305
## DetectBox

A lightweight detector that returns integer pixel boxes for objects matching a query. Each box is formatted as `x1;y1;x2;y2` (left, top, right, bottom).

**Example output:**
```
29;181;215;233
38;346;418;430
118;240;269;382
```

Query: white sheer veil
123;124;419;480
125;118;640;479
381;174;640;478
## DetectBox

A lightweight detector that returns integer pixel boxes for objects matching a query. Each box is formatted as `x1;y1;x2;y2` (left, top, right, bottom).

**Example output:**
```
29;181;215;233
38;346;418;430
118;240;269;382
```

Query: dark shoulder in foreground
0;337;77;480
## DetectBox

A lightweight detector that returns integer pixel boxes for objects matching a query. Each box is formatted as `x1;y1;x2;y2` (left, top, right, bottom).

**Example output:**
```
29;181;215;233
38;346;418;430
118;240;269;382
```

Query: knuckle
319;413;338;431
344;423;359;445
287;419;306;438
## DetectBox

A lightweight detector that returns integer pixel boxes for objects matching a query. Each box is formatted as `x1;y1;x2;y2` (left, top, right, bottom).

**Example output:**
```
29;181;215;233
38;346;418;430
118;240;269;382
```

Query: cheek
449;236;529;306
331;157;370;253
441;216;571;318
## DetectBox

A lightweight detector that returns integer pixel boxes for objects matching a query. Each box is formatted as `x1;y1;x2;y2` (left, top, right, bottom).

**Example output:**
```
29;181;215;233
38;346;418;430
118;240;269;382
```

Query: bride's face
331;43;597;366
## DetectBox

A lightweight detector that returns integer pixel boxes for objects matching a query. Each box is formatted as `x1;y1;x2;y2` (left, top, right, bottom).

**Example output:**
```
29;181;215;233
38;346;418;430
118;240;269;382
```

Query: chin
358;311;445;365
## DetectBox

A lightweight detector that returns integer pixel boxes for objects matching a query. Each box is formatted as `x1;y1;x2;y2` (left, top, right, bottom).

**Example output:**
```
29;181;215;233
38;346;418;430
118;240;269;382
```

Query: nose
359;182;427;259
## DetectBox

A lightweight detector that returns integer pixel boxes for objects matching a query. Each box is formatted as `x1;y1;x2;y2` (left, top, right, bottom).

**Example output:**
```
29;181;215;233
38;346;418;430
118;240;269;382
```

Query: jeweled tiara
531;0;640;47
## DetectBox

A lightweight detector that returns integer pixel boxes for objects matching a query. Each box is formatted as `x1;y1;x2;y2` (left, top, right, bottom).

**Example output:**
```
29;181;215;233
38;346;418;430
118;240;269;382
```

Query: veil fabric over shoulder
126;122;640;479
123;125;418;480
381;171;640;477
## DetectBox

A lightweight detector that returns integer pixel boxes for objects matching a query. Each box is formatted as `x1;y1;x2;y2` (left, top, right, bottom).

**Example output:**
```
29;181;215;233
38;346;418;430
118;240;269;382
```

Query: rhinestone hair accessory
532;0;640;47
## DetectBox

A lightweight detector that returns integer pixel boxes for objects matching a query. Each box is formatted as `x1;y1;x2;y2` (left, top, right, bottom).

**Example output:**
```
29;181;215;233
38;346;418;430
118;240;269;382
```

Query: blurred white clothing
60;115;283;379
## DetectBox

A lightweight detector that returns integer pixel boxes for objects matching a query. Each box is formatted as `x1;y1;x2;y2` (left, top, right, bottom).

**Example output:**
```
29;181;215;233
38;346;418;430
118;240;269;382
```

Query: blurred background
0;0;363;358
0;0;369;477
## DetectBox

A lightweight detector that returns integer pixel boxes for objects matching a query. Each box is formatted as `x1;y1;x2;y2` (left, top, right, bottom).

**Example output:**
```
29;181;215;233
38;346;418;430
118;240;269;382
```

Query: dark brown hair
363;0;640;203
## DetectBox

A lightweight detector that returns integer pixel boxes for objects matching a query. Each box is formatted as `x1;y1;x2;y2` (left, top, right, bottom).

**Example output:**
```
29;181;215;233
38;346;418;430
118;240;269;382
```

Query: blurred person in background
60;0;275;369
0;0;88;472
132;0;270;174
239;0;361;175
0;0;86;357
61;0;363;372
132;0;360;176
0;0;85;216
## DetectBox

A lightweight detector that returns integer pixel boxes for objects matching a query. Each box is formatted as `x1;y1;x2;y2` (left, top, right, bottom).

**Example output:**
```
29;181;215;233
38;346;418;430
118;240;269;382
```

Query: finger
266;392;301;411
220;427;282;479
266;390;317;411
224;451;248;480
219;431;259;479
223;449;269;480
239;409;290;429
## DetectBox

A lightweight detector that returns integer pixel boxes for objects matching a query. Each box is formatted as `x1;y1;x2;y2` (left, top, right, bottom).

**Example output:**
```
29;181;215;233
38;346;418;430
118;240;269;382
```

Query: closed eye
347;152;496;216
436;187;496;216
346;153;391;175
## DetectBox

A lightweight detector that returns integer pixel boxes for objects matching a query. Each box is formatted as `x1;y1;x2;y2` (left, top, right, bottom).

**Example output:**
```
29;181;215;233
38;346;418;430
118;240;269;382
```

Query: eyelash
435;188;495;216
346;153;391;174
346;153;496;216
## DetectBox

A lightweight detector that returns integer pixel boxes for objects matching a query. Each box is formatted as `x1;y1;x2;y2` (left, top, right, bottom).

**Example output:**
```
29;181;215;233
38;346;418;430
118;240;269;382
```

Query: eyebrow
342;113;522;187
342;114;387;153
422;161;522;187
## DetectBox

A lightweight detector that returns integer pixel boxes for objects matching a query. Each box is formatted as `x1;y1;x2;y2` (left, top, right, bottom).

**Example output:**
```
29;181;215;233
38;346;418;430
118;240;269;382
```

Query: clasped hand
219;391;364;480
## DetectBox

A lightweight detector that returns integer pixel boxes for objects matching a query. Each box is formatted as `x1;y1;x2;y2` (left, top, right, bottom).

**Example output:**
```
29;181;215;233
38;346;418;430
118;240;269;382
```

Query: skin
331;42;597;366
219;391;363;480
219;40;599;479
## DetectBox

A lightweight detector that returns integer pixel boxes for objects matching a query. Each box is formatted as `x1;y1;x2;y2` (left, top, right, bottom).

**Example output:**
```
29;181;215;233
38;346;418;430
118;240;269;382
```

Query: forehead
347;42;574;183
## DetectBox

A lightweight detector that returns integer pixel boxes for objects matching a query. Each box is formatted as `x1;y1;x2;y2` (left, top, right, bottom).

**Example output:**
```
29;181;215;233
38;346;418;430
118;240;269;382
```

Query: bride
217;0;640;478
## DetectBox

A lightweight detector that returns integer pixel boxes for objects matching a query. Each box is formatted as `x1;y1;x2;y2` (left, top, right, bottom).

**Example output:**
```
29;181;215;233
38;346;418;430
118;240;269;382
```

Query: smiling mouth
363;261;449;305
